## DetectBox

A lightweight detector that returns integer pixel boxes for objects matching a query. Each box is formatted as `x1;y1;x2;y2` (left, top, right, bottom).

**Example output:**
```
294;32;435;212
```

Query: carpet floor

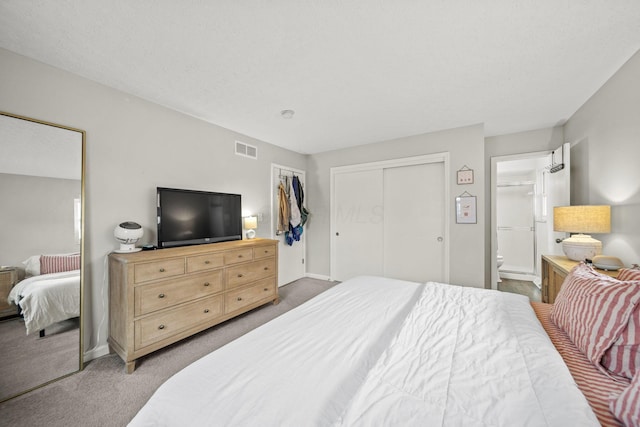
0;317;79;402
0;277;338;427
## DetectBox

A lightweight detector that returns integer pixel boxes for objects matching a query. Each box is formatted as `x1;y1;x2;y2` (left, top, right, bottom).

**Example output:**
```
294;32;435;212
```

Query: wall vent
235;141;258;159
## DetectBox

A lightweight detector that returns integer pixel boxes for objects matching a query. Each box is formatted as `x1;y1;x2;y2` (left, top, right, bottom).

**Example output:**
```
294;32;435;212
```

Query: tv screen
157;187;242;248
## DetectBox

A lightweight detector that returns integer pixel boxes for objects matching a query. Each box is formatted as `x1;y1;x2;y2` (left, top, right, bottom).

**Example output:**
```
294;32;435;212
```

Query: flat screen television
157;187;242;248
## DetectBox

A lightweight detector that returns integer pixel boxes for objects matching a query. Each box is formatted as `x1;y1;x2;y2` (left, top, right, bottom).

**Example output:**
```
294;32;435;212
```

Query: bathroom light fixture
243;216;258;239
280;109;295;119
553;205;611;261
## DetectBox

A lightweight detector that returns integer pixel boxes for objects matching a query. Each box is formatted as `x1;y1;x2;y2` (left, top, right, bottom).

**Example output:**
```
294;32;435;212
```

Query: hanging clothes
277;182;289;235
292;175;309;226
288;177;301;228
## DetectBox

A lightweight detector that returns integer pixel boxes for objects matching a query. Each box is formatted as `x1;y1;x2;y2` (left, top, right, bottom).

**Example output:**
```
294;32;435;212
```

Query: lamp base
562;234;602;261
245;229;256;239
114;243;142;253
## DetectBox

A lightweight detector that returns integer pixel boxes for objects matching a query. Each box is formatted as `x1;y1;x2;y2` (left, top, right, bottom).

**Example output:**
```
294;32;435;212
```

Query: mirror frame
0;111;85;402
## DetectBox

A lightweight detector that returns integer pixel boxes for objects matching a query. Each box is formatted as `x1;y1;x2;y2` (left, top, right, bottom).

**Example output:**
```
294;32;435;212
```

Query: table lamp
243;216;258;239
553;205;611;261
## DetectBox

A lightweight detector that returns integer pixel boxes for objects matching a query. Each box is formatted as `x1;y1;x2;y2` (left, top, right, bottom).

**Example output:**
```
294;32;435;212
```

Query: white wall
564;49;640;267
0;48;307;359
0;174;81;266
307;124;486;288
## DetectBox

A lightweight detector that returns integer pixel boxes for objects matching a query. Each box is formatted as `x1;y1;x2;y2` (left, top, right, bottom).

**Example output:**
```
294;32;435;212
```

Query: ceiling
1;1;639;154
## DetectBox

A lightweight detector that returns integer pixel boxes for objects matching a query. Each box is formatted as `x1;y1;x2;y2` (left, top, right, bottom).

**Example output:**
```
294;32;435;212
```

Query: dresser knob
264;267;268;271
264;250;268;253
158;293;165;298
237;274;243;278
204;282;210;287
205;260;210;264
237;297;242;301
158;324;165;330
159;268;165;273
263;288;268;291
204;309;210;313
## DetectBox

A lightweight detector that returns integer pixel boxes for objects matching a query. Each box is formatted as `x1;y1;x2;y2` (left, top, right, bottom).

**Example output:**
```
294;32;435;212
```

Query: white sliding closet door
333;169;384;281
384;162;445;282
331;154;448;283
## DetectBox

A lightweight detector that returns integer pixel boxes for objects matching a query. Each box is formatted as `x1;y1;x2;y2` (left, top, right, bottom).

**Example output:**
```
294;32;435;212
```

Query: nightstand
541;255;619;303
0;267;19;317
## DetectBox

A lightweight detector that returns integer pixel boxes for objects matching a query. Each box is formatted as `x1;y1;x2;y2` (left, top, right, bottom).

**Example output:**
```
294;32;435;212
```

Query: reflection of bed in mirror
8;266;80;336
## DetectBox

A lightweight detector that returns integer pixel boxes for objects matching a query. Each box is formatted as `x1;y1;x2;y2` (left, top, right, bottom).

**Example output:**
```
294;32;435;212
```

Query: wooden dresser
541;255;619;303
0;268;18;318
108;238;278;373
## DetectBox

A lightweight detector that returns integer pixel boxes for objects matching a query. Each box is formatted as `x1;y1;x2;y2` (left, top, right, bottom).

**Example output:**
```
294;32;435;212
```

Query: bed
7;269;80;336
128;272;640;426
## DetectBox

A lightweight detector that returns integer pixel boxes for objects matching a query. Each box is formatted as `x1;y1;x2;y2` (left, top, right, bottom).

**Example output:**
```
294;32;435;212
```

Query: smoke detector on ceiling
280;109;295;119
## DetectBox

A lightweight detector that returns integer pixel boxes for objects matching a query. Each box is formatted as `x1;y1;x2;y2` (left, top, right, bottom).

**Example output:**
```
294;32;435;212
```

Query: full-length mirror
0;112;85;402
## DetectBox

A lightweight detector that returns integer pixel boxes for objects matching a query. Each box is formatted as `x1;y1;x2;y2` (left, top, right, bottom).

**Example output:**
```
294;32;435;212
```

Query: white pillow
22;255;41;276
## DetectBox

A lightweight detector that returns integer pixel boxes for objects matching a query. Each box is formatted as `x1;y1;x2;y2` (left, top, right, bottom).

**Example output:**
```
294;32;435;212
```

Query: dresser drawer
226;258;276;289
224;248;253;265
134;270;223;316
225;278;276;314
134;258;185;283
186;252;224;273
253;245;276;259
135;294;223;349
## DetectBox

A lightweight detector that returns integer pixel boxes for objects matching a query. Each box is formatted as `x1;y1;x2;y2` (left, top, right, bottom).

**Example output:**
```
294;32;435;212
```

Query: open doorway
490;143;570;291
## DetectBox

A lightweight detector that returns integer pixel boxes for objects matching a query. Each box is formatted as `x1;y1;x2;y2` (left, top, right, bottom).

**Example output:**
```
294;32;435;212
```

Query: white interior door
333;169;384;281
383;163;445;282
271;164;306;286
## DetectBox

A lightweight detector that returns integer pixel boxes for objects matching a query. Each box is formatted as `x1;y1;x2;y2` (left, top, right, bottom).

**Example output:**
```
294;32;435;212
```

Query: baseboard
305;272;333;281
83;343;110;363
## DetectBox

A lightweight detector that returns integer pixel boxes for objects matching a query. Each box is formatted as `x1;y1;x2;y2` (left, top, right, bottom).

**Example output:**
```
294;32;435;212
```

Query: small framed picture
457;168;474;185
456;195;477;224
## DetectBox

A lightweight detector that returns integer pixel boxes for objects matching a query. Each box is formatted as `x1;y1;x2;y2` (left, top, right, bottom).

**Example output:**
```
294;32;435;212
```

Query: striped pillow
602;267;640;380
550;263;640;377
609;370;640;427
40;253;80;275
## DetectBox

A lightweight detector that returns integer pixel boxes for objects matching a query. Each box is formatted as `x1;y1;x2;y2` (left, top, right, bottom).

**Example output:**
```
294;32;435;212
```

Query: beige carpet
0;317;79;402
0;277;338;427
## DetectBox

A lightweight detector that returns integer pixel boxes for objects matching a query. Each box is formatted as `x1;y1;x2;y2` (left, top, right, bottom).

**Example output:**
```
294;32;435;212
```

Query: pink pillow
40;253;80;275
602;268;640;380
609;370;640;426
550;263;640;377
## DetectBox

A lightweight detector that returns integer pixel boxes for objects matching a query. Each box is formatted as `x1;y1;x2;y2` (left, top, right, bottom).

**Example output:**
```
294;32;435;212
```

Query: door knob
437;236;443;242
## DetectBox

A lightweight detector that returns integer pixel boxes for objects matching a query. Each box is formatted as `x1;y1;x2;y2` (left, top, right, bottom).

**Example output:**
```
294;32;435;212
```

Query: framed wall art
456;165;474;185
455;192;477;224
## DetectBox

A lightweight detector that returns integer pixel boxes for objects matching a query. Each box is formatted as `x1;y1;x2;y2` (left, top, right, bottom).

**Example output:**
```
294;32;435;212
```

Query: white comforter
129;276;598;427
7;270;80;335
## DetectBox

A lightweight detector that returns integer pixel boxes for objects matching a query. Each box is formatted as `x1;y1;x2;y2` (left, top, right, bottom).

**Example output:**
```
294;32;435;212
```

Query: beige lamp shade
553;205;611;234
243;216;258;230
553;205;611;261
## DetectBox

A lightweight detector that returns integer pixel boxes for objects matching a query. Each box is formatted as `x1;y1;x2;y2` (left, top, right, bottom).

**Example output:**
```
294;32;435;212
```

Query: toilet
496;253;504;283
